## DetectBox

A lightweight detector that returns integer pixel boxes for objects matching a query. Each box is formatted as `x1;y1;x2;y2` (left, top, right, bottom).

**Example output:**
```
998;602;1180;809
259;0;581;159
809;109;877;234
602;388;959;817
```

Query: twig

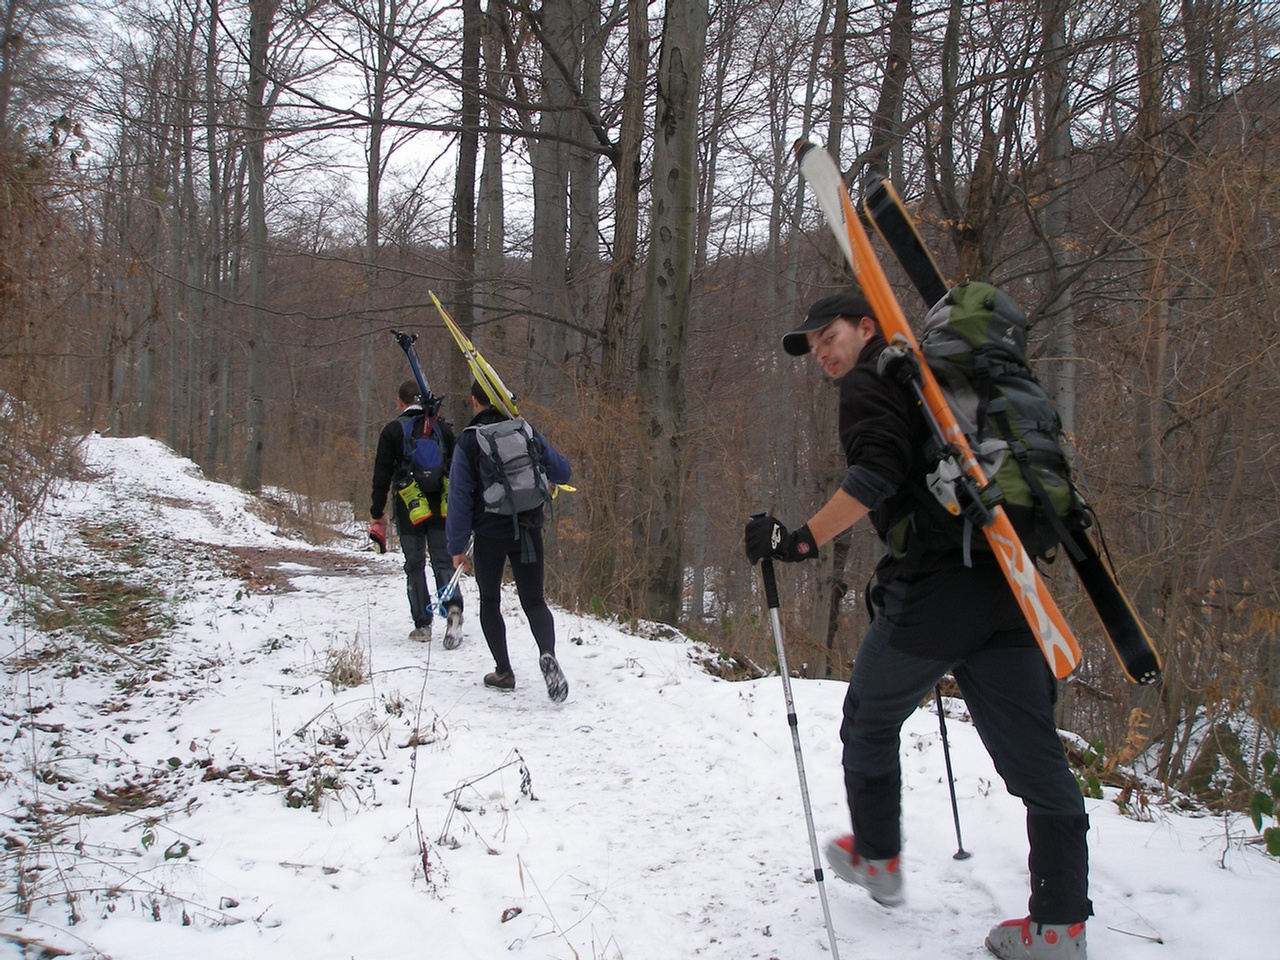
1105;925;1164;944
518;856;581;959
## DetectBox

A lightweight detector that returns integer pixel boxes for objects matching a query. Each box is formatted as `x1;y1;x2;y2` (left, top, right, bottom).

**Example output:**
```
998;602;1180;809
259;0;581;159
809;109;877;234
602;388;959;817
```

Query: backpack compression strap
985;399;1085;562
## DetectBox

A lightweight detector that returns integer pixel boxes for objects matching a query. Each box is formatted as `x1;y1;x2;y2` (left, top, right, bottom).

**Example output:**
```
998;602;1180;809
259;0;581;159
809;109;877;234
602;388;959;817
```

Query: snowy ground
1;435;1277;959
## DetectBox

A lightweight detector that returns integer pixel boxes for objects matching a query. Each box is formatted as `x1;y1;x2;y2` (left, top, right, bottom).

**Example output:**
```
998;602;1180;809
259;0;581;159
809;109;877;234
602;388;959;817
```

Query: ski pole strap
986;402;1085;562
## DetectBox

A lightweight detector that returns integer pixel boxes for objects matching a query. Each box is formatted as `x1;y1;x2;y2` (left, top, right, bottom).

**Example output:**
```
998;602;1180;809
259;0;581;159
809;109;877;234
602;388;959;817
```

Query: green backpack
888;281;1088;564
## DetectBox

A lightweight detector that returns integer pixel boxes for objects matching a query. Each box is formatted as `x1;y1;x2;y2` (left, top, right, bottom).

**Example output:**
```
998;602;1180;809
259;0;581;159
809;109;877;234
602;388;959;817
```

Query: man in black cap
744;294;1092;960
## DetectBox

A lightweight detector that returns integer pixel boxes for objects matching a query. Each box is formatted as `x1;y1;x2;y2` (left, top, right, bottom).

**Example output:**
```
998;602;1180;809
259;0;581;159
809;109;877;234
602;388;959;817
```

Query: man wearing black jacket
744;294;1091;960
370;380;464;646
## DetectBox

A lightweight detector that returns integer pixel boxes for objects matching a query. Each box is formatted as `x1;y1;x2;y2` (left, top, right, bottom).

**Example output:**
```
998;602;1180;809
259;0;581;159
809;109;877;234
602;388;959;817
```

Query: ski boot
986;918;1087;959
824;834;903;907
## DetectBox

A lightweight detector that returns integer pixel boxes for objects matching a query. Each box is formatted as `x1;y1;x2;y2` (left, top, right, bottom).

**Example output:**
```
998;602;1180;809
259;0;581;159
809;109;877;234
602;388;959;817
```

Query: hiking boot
986;918;1087;960
539;653;568;703
825;834;904;907
408;623;431;641
443;610;464;650
484;670;515;690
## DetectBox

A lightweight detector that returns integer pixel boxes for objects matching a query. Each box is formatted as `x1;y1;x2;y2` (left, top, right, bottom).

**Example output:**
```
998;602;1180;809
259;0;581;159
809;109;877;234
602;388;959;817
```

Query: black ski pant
472;527;555;675
400;522;462;629
840;562;1092;924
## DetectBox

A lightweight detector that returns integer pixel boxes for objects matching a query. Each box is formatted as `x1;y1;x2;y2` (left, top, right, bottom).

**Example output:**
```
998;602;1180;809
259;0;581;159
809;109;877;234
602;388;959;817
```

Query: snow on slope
0;435;1277;959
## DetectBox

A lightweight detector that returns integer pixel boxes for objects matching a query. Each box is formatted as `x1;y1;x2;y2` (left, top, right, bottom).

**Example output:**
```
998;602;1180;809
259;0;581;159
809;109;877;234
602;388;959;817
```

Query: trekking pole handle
750;513;783;610
761;558;780;610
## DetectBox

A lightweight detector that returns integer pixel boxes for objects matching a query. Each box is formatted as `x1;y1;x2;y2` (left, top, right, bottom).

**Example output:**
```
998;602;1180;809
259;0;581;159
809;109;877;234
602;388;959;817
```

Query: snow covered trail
2;436;1278;959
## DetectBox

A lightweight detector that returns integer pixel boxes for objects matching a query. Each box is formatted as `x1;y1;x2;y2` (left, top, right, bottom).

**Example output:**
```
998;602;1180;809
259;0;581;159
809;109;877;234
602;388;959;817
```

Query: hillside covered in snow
1;435;1278;959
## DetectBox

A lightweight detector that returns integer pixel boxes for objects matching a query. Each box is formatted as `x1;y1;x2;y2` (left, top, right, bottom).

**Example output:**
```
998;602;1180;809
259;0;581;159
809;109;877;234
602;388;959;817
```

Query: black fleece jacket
836;333;976;579
369;405;456;530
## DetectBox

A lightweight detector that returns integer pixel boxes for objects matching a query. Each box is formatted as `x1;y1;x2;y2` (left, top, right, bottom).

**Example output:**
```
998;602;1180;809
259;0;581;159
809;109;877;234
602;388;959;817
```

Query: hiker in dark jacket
744;293;1092;960
446;381;572;701
370;379;464;646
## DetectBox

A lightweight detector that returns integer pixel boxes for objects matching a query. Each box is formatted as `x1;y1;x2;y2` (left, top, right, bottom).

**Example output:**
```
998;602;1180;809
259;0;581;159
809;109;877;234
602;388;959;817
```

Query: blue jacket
445;408;572;554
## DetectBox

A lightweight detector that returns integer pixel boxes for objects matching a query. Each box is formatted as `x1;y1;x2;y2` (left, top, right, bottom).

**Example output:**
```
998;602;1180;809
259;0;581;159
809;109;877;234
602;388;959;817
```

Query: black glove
744;516;819;564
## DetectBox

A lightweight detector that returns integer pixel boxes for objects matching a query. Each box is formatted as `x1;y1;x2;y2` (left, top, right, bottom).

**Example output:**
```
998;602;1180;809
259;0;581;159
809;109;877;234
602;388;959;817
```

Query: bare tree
240;0;280;492
585;0;648;604
633;0;708;624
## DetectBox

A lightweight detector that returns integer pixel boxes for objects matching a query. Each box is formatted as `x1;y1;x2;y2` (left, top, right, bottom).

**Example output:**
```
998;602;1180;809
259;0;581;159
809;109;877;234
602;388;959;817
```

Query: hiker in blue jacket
447;381;572;701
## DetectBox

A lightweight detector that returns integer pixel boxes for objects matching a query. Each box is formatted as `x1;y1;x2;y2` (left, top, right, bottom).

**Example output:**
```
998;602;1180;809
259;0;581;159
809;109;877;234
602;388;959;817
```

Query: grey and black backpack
468;417;552;537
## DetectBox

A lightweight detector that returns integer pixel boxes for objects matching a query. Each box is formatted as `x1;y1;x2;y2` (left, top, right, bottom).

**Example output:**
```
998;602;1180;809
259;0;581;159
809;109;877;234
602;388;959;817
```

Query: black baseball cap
782;293;876;356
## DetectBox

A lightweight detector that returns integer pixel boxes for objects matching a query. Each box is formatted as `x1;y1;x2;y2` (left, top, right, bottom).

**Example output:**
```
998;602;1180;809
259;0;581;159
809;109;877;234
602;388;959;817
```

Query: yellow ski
429;292;576;498
429;291;519;419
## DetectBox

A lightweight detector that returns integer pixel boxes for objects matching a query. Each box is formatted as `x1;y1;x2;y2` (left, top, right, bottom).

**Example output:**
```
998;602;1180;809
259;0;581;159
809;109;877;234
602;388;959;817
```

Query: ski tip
793;138;815;163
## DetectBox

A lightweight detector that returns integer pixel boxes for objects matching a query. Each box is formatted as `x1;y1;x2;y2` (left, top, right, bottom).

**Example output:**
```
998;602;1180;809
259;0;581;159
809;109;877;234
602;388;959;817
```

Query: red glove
369;518;387;553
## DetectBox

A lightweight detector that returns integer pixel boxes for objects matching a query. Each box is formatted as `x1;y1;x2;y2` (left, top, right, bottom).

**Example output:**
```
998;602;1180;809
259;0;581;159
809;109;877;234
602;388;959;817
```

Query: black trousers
472;527;555;674
840;562;1092;924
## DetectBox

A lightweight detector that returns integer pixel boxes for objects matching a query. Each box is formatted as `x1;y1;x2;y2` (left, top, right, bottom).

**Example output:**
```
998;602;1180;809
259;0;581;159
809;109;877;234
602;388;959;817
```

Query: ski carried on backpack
794;139;1081;679
389;329;450;526
429;292;519;419
428;291;577;501
393;329;439;413
861;177;1161;685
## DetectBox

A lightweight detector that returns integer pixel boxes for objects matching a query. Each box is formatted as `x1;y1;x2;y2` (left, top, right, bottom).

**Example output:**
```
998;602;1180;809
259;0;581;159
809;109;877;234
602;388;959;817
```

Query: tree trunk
861;0;910;187
1038;0;1077;433
586;0;646;605
633;0;708;624
477;0;508;336
527;0;573;402
240;0;279;492
568;0;601;375
452;0;481;398
808;0;853;679
359;24;386;460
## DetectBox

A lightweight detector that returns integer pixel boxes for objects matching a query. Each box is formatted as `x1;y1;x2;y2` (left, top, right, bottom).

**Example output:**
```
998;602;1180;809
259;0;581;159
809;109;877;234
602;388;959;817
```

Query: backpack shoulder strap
399;414;416;460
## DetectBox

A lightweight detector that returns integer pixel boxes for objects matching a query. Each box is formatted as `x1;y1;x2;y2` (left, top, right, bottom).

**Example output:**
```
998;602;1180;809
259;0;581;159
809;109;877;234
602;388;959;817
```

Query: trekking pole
756;550;841;959
430;537;473;619
934;683;971;860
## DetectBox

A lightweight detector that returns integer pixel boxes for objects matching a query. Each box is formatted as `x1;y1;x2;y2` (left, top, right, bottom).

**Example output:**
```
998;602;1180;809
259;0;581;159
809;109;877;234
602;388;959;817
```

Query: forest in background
3;0;1280;815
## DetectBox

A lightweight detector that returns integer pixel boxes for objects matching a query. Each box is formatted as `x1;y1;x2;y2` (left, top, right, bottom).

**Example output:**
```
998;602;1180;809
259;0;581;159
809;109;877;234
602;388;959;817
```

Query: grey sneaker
825;834;903;907
986;918;1087;960
443;609;464;649
408;623;431;641
539;653;568;702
